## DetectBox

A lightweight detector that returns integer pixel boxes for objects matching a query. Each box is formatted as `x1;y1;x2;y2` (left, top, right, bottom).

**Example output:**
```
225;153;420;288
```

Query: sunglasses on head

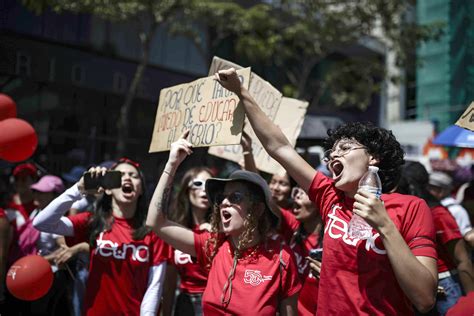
189;179;206;190
215;191;248;206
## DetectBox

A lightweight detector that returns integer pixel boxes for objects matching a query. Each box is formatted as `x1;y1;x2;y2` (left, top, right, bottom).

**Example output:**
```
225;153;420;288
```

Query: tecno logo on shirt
325;204;387;255
174;249;193;265
94;232;150;262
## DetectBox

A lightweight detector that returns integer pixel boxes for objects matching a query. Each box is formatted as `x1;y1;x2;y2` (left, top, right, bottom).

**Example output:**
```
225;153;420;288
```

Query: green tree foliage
178;0;442;109
22;0;443;152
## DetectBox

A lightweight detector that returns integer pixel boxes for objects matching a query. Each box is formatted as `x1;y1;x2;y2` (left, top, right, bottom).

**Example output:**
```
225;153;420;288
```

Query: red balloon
6;255;53;301
0;118;38;162
0;94;17;121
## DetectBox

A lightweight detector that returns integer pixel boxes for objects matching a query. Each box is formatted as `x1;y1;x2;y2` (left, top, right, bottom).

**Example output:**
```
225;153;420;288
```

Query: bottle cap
368;166;379;172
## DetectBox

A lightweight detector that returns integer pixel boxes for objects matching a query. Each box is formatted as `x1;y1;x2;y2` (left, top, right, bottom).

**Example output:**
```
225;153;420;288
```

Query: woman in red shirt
33;158;169;316
146;133;301;315
162;166;212;316
280;186;323;315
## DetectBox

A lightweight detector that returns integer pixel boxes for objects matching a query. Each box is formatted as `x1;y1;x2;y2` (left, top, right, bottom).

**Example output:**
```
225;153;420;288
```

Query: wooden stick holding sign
149;68;251;152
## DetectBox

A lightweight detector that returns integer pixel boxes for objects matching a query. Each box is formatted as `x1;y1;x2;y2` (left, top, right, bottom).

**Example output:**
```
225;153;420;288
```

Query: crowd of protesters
0;68;473;315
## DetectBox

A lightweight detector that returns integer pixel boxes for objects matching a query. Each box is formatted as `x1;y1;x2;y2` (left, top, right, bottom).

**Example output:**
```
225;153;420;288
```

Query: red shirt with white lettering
308;172;437;316
67;212;168;316
431;205;462;273
169;226;208;293
280;209;321;316
194;232;301;315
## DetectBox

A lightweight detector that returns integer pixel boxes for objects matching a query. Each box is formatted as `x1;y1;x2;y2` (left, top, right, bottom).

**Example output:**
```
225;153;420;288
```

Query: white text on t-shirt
95;232;150;262
325;204;387;255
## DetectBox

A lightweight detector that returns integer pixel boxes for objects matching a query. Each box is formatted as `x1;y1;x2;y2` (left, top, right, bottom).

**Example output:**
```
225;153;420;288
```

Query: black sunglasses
215;191;248;206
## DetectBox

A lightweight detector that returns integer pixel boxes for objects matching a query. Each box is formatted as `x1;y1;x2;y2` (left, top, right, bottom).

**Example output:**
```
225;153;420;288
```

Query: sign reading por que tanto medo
149;68;251;152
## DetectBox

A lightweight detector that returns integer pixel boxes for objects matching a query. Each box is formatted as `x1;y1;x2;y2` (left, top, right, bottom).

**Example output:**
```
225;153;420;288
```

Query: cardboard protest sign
255;97;309;174
149;68;251;152
208;56;282;120
456;102;474;131
207;56;283;166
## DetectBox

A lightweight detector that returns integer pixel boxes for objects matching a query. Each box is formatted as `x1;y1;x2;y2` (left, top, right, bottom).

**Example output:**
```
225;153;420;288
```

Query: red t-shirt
67;212;169;316
308;172;437;316
431;205;462;273
280;209;321;316
6;199;36;222
3;201;37;266
168;226;208;293
194;232;301;315
279;208;300;244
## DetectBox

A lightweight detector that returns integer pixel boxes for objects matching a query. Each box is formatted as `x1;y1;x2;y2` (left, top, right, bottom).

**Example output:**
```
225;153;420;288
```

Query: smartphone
309;248;323;261
84;170;122;190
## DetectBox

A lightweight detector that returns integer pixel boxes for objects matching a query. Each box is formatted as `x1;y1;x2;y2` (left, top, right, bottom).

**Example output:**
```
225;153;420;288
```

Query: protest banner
207;56;283;167
255;97;309;174
149;68;251;152
456;101;474;131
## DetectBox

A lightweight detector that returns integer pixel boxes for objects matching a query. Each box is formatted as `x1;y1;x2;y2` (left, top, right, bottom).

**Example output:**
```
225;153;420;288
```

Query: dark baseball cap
205;170;280;227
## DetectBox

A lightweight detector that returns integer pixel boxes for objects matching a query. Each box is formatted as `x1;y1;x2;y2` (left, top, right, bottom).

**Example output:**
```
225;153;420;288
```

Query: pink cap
30;175;65;193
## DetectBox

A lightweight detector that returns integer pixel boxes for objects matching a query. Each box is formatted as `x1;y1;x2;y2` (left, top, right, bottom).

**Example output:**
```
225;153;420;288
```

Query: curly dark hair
88;160;149;247
324;122;404;193
169;167;213;228
204;181;274;266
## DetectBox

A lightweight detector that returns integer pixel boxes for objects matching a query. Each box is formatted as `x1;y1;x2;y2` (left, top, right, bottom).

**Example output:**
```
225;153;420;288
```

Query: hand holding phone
83;170;122;190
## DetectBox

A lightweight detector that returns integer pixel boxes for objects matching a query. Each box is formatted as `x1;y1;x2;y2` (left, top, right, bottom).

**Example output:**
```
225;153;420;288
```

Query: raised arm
240;130;258;174
32;184;83;236
146;132;196;256
215;68;316;192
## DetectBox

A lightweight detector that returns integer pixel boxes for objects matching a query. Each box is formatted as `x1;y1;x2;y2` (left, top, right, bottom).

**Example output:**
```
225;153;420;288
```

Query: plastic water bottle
348;166;382;239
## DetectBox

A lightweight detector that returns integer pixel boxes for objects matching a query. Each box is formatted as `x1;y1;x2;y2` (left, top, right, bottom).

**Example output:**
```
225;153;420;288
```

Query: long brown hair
88;159;149;247
168;167;213;228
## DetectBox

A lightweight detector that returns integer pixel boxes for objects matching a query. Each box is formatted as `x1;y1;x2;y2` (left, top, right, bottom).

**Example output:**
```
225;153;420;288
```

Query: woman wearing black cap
146;132;301;315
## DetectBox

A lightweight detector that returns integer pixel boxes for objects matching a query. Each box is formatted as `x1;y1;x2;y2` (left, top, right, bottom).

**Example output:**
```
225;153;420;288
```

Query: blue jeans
436;273;463;316
72;261;89;316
